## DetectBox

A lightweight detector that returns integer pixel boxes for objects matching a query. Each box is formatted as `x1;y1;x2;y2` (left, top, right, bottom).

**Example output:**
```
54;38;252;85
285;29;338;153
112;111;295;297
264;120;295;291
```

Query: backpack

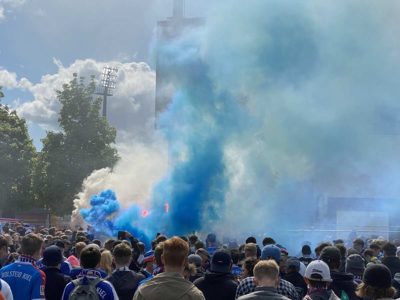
68;278;102;300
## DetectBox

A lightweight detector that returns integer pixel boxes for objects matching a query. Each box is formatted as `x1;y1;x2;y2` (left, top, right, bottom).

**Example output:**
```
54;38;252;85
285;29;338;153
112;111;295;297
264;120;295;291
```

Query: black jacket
194;271;237;300
284;271;307;298
43;267;71;300
107;270;145;300
330;271;359;300
382;256;400;279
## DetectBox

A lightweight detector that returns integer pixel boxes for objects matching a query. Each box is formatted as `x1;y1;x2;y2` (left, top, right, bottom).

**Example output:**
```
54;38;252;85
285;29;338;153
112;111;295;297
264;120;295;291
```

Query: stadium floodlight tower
95;66;118;118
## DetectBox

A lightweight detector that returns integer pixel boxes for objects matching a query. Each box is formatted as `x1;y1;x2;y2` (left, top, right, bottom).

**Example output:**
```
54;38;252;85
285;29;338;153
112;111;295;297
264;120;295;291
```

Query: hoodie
330;271;359;300
194;271;238;300
133;272;205;300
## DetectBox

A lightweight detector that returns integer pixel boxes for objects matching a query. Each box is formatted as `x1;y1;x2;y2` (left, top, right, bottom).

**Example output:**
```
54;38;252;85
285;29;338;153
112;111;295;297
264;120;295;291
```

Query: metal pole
102;92;107;118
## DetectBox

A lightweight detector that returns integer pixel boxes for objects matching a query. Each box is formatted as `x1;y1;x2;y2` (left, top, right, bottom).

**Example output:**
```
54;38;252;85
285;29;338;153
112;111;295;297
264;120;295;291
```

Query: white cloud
0;0;26;21
16;58;156;139
0;68;31;89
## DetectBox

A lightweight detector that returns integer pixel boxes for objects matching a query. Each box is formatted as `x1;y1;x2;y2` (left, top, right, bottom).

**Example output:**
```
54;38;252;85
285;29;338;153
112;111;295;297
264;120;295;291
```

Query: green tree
34;74;119;215
0;87;36;214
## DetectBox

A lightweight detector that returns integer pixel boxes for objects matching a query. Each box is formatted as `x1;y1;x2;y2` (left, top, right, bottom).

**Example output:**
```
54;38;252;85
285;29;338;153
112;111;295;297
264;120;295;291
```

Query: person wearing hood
133;237;205;300
303;260;339;300
356;264;396;300
320;246;359;300
194;250;238;300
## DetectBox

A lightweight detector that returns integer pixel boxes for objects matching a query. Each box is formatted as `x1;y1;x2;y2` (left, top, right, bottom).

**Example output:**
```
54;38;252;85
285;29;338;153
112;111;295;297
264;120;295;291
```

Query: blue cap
261;244;281;262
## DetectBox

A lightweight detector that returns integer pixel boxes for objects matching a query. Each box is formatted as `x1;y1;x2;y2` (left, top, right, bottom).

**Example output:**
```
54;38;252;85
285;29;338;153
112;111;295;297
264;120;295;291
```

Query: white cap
304;260;332;282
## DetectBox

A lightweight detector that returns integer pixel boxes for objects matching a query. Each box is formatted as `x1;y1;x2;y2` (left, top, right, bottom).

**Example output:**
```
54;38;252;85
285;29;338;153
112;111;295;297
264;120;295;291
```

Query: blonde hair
100;250;113;275
253;260;279;281
356;283;396;299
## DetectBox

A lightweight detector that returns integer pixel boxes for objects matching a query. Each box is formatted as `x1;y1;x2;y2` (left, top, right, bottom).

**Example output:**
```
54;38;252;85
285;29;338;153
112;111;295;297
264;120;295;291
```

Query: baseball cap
261;245;281;262
363;264;392;289
345;254;365;273
210;250;232;273
42;245;63;267
305;260;332;282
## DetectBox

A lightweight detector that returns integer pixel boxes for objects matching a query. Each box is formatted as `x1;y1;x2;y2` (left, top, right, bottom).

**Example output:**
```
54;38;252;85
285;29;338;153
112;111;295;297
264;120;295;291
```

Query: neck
164;265;183;274
115;264;129;269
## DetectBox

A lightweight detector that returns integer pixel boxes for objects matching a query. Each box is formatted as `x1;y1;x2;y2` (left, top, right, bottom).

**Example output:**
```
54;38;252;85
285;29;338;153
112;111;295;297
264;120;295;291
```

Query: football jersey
0;256;45;300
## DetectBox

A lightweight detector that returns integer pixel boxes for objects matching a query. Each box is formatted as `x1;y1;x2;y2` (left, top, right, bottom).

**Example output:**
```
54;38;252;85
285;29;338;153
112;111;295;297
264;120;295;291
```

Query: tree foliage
0;87;36;214
34;75;119;215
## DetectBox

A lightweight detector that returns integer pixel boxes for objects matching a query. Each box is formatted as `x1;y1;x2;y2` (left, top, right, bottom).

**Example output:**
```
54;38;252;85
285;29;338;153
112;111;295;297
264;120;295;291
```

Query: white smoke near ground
71;136;169;229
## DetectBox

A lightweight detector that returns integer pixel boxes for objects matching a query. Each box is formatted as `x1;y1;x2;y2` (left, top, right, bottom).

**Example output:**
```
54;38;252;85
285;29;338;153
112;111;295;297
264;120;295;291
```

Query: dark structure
95;66;118;118
155;0;204;126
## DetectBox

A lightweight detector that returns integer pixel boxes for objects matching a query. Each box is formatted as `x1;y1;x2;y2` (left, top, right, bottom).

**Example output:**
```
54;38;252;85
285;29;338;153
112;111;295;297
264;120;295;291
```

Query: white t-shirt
1;279;13;300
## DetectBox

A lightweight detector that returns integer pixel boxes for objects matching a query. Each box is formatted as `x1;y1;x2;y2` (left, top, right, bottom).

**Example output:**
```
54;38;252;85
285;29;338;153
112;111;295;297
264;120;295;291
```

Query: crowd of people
0;222;400;300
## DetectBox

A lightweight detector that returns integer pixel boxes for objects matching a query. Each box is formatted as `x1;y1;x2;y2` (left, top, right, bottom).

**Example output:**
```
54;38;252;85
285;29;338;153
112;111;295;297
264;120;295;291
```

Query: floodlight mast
95;66;118;118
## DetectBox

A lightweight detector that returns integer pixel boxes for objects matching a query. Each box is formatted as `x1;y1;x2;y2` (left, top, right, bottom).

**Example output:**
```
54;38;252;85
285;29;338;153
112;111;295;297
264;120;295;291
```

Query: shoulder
190;285;206;299
193;276;204;286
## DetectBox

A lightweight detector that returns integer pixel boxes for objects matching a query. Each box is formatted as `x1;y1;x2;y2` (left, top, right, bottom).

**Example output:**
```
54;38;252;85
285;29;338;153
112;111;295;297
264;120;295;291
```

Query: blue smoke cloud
82;1;400;252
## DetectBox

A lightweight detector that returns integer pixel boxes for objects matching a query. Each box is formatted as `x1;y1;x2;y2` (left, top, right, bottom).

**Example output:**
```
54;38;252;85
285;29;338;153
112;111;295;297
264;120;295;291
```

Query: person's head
262;237;276;246
0;236;9;260
244;243;257;258
356;264;395;299
100;250;113;274
345;254;365;277
353;238;365;253
162;236;189;272
369;243;381;257
155;235;167;245
304;260;332;289
206;233;217;246
246;236;257;244
74;242;87;259
301;245;311;256
104;239;116;251
196;248;210;267
80;245;101;269
261;244;281;263
315;242;331;258
210;250;232;273
382;242;397;258
333;239;344;246
42;245;63;267
188;254;202;268
253;260;280;288
194;240;205;250
336;244;347;259
230;248;240;265
363;249;374;263
286;257;301;274
92;239;102;248
112;242;132;267
188;234;198;246
242;257;259;278
320;246;341;271
21;233;43;260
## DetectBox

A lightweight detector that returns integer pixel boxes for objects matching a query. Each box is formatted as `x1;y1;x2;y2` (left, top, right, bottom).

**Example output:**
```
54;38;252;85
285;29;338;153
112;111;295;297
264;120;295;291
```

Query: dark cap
363;264;392;289
286;257;301;272
210;251;231;273
345;254;365;273
42;245;63;267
